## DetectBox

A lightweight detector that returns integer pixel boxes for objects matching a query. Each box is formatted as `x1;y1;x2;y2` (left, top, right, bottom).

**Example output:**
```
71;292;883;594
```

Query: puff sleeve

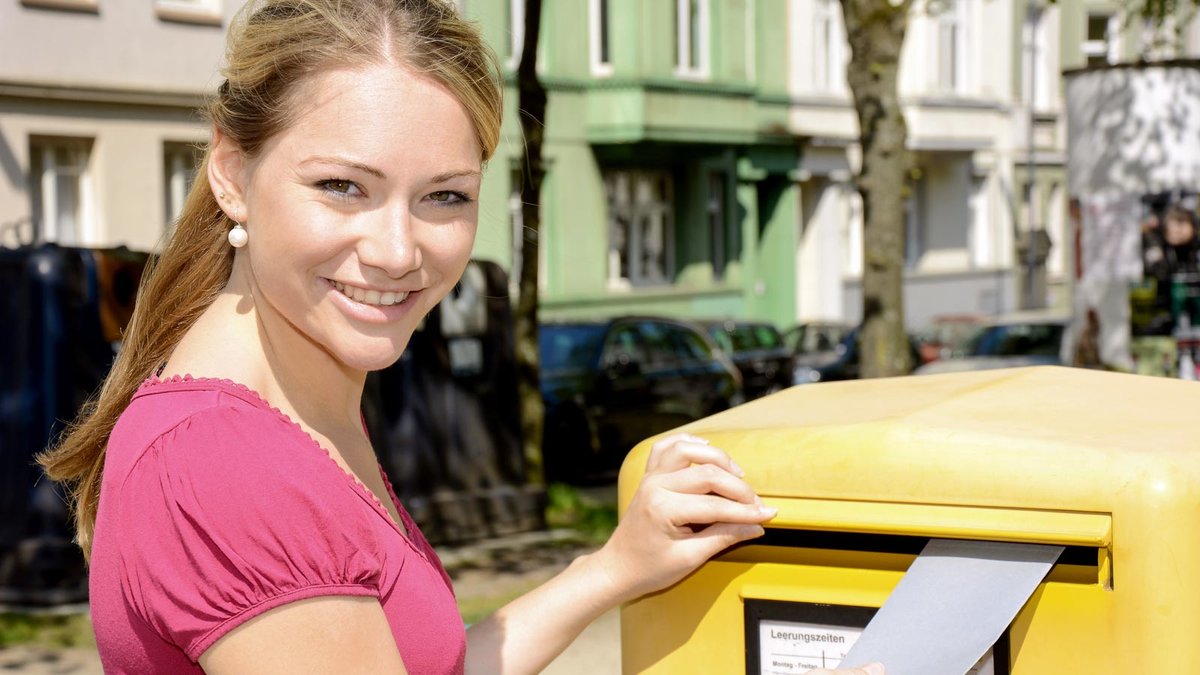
112;404;386;662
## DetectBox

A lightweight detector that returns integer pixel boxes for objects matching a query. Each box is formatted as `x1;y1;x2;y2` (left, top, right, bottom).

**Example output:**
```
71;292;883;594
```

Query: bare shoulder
200;596;407;674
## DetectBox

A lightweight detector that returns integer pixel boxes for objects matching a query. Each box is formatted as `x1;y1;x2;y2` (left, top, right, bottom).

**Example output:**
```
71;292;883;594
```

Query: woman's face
226;64;482;372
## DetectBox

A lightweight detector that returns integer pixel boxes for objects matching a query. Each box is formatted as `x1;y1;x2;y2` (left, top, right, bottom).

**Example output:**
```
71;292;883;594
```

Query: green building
466;0;803;327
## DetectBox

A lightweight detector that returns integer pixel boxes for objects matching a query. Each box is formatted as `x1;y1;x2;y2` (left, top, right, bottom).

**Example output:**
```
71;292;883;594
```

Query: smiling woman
35;2;870;675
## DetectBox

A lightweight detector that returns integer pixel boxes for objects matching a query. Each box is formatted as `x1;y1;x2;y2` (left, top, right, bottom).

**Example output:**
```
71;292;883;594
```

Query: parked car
538;317;743;482
913;313;1068;375
784;321;852;358
792;325;921;384
914;313;987;364
699;319;793;399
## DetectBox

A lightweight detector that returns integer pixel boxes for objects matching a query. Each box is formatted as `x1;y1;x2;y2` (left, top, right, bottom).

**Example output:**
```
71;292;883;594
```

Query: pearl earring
228;222;248;248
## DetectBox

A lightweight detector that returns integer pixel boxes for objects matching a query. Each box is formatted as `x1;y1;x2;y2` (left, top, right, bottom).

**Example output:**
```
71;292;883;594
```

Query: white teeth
330;279;409;307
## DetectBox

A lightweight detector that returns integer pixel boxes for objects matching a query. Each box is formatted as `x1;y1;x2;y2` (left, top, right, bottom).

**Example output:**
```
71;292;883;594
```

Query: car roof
695;318;779;330
541;315;709;330
977;310;1070;327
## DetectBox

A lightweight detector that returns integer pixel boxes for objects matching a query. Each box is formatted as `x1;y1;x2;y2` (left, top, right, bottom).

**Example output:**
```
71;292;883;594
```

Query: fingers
646;433;743;477
660;493;776;530
656;462;761;505
674;521;766;562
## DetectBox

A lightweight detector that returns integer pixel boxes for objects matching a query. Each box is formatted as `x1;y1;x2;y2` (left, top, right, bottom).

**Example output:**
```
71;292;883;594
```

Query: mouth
329;279;411;307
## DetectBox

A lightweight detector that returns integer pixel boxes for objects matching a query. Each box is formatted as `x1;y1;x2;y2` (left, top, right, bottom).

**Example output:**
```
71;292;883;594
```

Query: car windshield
789;324;848;354
965;323;1064;357
539;324;608;371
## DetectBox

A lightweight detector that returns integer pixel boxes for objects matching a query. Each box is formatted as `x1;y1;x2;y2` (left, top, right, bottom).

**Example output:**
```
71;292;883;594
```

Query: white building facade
0;0;235;250
784;0;1144;329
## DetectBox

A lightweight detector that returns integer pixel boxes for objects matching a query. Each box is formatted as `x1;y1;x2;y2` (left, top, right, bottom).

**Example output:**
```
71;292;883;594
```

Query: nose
357;207;422;279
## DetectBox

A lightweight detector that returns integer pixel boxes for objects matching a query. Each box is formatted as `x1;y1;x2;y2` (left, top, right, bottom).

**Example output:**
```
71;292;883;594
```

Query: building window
154;0;222;25
708;171;731;279
29;138;94;246
968;174;990;267
674;0;710;78
1022;6;1054;109
936;0;968;93
590;0;613;76
606;170;673;288
507;0;525;69
1083;13;1119;67
812;0;843;92
164;143;201;231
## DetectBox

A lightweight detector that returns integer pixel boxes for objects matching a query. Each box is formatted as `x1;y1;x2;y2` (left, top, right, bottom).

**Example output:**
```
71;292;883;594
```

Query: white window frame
674;0;711;80
590;0;614;77
507;0;525;70
1022;5;1057;110
154;0;222;25
935;0;969;94
968;173;991;268
1082;13;1120;66
812;0;844;93
163;143;200;232
606;170;675;289
30;138;96;246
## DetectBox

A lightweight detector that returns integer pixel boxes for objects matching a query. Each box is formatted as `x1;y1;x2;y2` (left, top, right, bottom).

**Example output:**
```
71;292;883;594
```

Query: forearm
464;549;630;675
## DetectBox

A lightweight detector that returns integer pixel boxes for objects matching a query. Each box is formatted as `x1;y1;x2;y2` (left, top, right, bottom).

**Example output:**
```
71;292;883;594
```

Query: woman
39;2;882;673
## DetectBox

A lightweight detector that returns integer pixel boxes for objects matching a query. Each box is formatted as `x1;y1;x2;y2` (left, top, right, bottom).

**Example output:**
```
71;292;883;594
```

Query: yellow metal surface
765;497;1111;547
618;367;1200;673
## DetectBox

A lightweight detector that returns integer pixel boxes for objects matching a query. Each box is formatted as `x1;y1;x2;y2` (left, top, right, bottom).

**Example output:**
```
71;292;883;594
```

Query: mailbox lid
620;367;1200;516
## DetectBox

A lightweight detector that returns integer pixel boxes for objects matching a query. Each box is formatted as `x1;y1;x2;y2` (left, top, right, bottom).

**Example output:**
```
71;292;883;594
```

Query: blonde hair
38;0;503;559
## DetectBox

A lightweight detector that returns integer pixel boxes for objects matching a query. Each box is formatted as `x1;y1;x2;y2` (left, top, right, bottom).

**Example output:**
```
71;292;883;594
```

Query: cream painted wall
0;99;209;250
0;1;233;93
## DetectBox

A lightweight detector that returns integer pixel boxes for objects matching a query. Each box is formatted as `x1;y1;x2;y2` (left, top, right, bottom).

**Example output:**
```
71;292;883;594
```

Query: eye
316;178;363;199
428;190;473;206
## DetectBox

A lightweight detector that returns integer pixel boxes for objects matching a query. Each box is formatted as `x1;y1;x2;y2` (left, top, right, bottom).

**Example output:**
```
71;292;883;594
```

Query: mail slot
618;366;1200;673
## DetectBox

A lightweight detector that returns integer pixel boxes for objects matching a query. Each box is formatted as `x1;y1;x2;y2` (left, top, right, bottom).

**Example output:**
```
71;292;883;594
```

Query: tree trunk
514;0;547;484
839;0;914;378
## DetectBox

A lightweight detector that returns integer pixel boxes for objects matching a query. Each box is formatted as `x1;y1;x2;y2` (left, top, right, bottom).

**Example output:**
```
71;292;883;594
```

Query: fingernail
730;459;745;477
753;494;763;507
862;663;885;675
758;506;778;518
689;435;711;445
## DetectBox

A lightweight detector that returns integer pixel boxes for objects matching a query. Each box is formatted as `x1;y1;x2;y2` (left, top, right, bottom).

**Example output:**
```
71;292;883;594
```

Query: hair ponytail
38;158;235;558
37;0;501;560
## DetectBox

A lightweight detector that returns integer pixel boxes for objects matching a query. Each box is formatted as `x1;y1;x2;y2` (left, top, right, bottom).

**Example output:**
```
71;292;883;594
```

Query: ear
207;127;248;224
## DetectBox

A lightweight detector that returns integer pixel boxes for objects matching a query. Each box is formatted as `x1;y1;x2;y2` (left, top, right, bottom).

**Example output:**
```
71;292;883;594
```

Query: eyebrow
301;155;386;179
300;157;481;184
430;169;483;184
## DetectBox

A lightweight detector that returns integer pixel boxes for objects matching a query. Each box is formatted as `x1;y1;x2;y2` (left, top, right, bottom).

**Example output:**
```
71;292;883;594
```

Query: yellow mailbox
619;367;1200;674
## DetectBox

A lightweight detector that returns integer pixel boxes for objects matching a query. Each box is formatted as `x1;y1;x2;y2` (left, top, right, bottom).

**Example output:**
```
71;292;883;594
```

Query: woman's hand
591;433;775;602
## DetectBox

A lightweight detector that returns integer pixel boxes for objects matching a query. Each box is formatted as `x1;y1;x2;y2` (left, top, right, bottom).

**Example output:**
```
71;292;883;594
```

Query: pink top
89;376;465;673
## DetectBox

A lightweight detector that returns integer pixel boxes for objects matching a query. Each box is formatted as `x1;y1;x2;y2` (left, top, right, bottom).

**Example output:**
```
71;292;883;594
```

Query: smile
330;279;411;307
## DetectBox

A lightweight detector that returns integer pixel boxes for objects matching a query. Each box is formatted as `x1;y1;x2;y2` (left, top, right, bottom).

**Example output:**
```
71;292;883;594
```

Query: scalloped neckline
138;374;427;561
